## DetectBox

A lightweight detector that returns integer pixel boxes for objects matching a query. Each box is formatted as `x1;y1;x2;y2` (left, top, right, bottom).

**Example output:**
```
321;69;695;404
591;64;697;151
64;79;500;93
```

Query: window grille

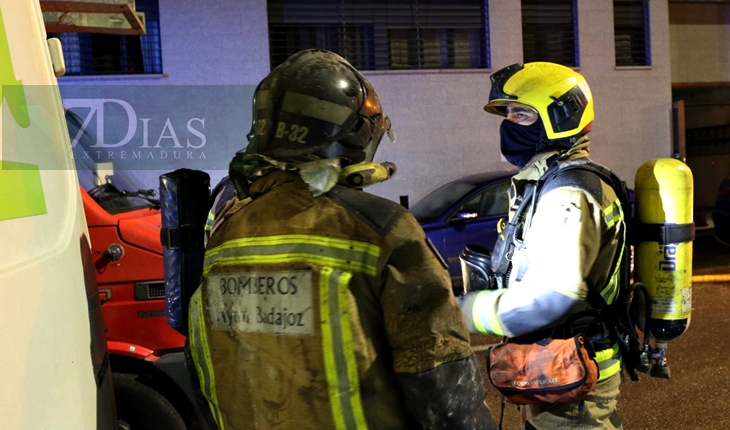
267;0;490;71
614;0;650;66
49;0;162;76
521;0;578;67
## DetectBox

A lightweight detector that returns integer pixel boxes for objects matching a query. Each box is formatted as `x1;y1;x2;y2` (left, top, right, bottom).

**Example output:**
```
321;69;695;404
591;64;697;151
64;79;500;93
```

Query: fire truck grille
134;281;166;300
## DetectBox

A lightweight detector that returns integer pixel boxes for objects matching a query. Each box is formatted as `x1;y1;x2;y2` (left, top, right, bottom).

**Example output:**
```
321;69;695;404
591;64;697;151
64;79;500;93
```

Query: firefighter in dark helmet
459;62;626;429
187;49;497;430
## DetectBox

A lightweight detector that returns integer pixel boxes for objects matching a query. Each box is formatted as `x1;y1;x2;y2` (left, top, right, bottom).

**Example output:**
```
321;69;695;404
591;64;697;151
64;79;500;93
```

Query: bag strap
498;395;506;430
491;157;563;279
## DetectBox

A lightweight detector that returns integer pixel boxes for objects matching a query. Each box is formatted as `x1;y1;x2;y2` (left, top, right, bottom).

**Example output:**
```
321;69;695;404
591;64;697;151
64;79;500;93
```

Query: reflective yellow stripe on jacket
595;198;624;381
595;342;622;381
600;200;624;305
320;267;368;430
190;234;380;430
203;234;380;277
188;288;224;429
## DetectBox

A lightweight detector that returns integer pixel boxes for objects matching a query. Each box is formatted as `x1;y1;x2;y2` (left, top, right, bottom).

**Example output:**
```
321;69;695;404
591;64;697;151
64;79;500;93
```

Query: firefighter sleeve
380;212;496;429
462;187;604;338
397;355;498;430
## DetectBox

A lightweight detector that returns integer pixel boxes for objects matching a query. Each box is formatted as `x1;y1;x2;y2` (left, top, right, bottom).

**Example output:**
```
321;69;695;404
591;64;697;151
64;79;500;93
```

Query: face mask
499;119;544;168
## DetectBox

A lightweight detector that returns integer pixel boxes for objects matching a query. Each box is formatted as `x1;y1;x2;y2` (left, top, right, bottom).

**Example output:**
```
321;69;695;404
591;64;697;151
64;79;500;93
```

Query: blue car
412;170;635;291
410;171;516;288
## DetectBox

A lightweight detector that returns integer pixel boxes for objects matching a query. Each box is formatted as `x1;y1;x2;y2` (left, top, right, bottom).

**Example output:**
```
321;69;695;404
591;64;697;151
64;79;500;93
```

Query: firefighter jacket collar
240;154;342;197
511;136;591;194
248;169;312;200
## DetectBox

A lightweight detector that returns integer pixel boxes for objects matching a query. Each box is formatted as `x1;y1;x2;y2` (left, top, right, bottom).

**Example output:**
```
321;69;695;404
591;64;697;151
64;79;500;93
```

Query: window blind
267;0;490;71
614;0;650;66
521;0;578;67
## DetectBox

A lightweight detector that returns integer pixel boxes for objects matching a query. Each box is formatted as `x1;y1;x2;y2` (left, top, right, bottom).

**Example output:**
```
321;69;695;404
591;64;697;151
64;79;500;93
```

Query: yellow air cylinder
634;158;694;345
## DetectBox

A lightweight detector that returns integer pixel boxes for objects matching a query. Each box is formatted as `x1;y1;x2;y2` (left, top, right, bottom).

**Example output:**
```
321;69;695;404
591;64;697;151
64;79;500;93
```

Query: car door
440;178;511;278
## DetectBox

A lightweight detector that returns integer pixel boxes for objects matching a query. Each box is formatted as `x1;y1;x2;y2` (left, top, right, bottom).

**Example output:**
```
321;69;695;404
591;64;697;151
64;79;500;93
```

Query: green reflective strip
604;201;621;229
321;268;368;430
600;202;624;304
0;7;30;128
207;235;380;258
204;210;215;231
594;342;622;381
600;276;619;306
282;92;354;125
336;271;368;429
204;235;380;277
1;10;46;222
0;161;47;221
472;290;504;336
205;254;377;277
189;289;225;429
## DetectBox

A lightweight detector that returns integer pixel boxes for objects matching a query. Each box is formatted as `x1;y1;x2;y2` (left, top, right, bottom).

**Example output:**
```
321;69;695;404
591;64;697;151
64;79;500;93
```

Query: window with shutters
49;0;162;76
521;0;578;67
267;0;490;71
614;0;650;67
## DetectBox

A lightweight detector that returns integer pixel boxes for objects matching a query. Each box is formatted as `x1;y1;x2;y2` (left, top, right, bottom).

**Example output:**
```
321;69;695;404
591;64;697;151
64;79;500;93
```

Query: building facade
60;0;677;206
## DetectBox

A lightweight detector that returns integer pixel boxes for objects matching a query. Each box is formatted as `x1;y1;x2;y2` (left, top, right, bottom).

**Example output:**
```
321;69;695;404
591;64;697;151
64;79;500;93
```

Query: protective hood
501;117;590;169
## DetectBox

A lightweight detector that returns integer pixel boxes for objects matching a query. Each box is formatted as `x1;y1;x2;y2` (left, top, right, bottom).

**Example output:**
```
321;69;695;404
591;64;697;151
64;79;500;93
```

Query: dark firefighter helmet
245;49;393;165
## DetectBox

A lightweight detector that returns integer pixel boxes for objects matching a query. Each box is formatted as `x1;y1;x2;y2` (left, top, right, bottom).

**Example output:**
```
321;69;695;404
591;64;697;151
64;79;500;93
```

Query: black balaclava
499;118;546;168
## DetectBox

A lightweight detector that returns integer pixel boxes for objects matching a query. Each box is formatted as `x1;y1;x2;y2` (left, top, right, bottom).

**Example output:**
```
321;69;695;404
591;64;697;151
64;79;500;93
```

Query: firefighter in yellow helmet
459;62;626;429
186;49;497;430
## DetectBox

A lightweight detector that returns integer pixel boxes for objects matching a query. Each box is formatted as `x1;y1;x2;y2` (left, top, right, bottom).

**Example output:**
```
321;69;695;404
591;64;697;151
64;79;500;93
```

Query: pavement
469;230;730;429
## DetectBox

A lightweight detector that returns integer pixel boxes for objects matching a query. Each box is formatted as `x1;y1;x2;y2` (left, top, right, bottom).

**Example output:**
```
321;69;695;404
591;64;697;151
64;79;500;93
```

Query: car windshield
66;110;159;215
87;183;159;215
410;180;478;223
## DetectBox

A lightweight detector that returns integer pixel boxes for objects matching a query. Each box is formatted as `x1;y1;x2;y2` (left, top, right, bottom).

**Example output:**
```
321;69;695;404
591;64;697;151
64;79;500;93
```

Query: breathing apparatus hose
630;282;654;374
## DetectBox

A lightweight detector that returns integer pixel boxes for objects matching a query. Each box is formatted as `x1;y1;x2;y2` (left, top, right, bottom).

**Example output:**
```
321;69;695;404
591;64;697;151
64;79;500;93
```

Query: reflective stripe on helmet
282;91;354;126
